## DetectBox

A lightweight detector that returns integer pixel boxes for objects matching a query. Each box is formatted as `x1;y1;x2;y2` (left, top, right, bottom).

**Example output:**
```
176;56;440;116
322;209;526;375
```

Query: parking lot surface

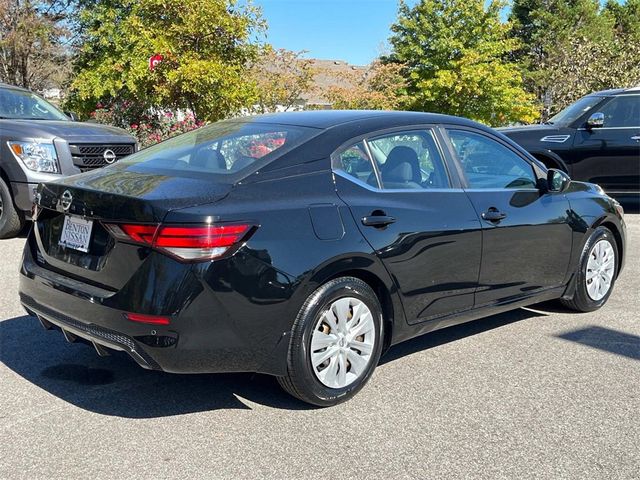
1;213;639;479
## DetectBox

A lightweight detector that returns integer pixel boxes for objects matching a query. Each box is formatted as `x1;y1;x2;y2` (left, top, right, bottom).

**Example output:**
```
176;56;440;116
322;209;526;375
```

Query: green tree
386;0;539;126
605;0;640;40
66;0;265;122
510;0;639;120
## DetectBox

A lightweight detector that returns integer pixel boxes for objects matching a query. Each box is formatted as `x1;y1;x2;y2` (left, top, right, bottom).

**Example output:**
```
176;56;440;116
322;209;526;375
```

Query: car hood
0;119;133;142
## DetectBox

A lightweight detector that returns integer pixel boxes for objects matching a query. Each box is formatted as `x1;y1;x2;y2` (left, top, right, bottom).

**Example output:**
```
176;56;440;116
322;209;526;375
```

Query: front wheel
561;226;618;312
278;277;384;407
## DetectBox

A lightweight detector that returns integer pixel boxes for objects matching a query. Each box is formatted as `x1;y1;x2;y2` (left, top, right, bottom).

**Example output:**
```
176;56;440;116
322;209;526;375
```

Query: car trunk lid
32;165;232;290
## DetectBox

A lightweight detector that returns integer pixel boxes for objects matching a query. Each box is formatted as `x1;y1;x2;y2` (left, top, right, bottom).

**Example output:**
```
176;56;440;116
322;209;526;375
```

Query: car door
444;127;573;308
570;94;640;194
333;127;482;324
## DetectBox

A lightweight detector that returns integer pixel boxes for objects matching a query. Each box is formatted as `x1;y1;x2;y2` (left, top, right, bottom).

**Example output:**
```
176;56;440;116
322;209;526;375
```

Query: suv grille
69;144;135;172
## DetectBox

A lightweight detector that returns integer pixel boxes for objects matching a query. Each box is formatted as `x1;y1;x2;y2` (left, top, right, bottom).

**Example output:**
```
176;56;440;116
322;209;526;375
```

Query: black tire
560;226;618;312
0;177;24;239
278;277;384;407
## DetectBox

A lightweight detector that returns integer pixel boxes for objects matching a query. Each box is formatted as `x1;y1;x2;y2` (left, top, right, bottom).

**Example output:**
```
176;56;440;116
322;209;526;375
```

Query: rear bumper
21;293;162;370
19;242;291;375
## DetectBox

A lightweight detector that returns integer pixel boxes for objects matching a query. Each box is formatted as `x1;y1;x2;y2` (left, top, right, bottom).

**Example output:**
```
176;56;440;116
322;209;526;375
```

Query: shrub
90;102;205;148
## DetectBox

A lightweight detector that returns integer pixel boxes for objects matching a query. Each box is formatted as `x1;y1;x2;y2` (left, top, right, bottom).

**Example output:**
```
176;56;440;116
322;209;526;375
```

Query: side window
598;96;640;128
332;142;377;187
366;130;450;189
447;130;537;190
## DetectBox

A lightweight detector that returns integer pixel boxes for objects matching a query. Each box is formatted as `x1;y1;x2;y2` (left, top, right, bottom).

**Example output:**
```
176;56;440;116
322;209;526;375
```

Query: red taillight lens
124;312;171;325
120;224;158;244
154;224;252;261
104;222;254;262
103;223;157;245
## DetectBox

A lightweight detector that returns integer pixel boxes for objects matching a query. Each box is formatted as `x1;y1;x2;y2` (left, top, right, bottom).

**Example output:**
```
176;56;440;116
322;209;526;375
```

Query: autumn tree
0;0;71;90
248;47;315;113
385;0;539;126
66;0;265;122
322;60;407;110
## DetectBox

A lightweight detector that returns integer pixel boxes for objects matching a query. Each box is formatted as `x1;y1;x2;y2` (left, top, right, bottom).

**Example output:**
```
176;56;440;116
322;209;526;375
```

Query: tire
560;226;618;312
0;177;24;239
278;276;384;407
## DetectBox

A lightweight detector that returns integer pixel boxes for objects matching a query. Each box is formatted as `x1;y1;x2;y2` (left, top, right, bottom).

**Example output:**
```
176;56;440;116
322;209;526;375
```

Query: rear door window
367;130;450;189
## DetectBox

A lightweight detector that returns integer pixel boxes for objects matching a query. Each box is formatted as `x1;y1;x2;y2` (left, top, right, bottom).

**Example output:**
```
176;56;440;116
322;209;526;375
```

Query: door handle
361;214;396;228
631;135;640;142
482;208;507;223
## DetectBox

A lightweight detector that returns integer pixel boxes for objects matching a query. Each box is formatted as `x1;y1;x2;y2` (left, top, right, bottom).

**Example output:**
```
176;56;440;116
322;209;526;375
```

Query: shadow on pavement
1;307;545;417
380;307;546;365
0;315;306;416
557;325;640;361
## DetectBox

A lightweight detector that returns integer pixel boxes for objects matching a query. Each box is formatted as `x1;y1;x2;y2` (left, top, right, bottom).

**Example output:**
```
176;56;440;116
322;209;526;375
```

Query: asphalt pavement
1;213;638;479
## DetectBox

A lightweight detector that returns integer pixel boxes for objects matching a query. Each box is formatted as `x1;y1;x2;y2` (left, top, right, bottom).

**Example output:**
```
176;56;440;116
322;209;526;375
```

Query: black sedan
19;111;627;406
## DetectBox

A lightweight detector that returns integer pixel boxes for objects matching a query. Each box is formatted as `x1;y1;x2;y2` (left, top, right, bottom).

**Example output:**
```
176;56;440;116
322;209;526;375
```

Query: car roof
0;82;31;93
591;87;640;96
237;110;483;130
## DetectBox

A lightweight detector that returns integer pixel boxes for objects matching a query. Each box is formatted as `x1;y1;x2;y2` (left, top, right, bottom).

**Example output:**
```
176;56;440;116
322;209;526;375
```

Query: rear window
119;120;318;179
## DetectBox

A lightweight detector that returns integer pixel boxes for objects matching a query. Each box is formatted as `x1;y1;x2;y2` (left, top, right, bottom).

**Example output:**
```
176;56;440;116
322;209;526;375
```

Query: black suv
500;87;640;198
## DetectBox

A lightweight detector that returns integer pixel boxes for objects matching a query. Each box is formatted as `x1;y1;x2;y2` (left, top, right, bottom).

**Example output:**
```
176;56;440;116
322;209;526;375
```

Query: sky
256;0;407;65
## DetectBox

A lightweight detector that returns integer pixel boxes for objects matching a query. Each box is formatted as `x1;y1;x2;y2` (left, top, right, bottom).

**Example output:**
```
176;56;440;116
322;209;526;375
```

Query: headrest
383;146;421;183
384;161;413;183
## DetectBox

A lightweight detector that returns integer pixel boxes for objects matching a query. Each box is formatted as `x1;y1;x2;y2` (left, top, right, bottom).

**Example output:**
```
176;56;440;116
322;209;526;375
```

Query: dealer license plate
59;216;94;253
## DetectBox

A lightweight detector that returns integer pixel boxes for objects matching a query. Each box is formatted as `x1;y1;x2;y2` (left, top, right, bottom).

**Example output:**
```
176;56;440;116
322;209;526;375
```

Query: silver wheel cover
310;297;376;389
585;239;615;301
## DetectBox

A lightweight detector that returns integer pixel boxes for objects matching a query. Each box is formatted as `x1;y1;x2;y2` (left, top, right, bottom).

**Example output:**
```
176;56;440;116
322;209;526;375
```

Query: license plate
59;216;94;253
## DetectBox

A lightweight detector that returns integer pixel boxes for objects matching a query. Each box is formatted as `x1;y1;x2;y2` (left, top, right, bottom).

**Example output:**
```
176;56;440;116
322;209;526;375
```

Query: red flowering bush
90;102;205;148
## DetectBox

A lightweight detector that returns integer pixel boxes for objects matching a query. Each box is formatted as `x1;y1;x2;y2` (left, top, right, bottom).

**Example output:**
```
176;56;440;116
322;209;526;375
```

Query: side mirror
547;168;571;193
586;112;604;129
65;111;78;121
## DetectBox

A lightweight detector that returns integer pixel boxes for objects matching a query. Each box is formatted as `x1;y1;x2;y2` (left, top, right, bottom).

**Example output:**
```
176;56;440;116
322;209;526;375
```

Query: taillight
124;312;171;325
104;223;254;262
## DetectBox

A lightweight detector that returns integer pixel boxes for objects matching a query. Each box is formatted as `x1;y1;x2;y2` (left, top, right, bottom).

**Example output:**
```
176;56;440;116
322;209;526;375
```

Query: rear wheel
561;227;618;312
278;277;384;406
0;177;24;239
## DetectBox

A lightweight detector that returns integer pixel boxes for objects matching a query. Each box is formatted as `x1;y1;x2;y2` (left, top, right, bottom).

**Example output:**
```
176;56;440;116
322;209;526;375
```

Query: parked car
19;111;626;406
0;83;136;238
500;87;640;198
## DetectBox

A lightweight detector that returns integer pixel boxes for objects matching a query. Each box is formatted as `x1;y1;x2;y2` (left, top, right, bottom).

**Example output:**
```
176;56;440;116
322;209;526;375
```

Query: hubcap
586;239;615;301
310;297;376;389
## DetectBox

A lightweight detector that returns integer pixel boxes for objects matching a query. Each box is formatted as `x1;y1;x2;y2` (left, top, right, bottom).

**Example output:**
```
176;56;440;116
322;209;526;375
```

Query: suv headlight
8;141;60;174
